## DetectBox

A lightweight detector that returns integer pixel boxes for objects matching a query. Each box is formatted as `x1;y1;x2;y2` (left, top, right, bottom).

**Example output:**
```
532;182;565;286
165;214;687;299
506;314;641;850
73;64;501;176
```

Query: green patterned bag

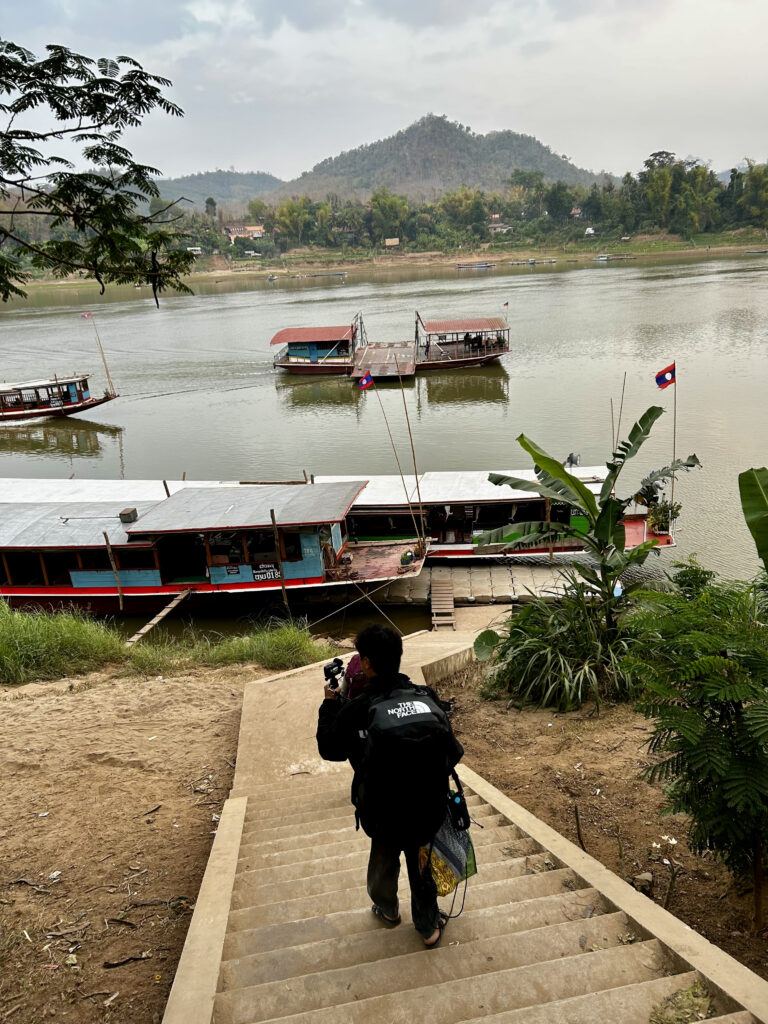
419;811;477;897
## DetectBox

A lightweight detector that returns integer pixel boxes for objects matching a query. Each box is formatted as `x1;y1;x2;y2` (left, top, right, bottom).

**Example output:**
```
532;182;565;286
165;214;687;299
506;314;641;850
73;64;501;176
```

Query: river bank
15;230;768;295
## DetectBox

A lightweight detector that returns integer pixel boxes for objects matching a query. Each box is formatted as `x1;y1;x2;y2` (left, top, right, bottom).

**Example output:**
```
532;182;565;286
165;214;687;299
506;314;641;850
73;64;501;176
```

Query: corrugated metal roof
126;481;366;534
0;375;90;394
422;318;508;334
0;479;239;503
316;468;606;507
0;501;160;549
270;326;355;347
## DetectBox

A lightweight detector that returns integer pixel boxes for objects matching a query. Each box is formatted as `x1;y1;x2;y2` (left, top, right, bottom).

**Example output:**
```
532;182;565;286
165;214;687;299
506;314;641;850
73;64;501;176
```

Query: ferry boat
315;468;675;559
271;313;367;375
0;374;117;422
0;478;423;610
272;313;509;379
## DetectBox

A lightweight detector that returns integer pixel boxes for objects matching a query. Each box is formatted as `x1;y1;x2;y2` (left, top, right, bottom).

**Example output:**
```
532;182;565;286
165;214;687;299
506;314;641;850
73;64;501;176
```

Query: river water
1;255;768;581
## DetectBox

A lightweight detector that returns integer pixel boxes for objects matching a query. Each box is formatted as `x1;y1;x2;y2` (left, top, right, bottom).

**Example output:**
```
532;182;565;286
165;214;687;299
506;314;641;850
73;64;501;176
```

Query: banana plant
739;467;768;572
480;406;700;637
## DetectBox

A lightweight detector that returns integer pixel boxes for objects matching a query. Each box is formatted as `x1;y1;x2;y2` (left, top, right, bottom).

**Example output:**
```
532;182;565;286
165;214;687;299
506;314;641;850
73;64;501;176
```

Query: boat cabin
316;469;674;558
0;480;424;603
0;374;116;422
271;316;366;375
415;316;509;367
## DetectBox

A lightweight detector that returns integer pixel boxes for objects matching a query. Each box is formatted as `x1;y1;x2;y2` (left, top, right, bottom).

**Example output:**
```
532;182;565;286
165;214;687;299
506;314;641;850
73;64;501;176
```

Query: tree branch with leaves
0;40;195;304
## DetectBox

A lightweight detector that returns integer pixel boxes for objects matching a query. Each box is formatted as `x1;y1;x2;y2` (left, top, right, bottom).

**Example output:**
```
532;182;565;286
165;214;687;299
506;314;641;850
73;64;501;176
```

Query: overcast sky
4;0;767;182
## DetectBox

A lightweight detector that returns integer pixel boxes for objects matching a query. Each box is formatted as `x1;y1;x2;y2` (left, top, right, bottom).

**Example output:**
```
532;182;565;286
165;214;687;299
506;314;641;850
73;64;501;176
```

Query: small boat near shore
0;374;117;423
456;261;496;270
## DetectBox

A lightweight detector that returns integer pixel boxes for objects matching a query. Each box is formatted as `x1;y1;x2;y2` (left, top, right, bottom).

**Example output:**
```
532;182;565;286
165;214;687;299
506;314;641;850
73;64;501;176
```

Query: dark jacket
316;672;464;841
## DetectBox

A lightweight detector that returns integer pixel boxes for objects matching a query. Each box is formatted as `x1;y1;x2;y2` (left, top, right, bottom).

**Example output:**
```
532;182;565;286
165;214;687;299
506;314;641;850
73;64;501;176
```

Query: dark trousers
367;837;440;938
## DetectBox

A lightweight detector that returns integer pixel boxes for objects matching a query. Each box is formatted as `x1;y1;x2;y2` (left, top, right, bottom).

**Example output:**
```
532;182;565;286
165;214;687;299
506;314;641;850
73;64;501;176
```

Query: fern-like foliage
629;580;768;900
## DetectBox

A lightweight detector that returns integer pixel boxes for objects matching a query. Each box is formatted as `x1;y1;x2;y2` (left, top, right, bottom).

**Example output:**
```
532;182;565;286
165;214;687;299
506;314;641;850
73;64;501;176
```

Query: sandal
371;904;401;927
423;912;448;949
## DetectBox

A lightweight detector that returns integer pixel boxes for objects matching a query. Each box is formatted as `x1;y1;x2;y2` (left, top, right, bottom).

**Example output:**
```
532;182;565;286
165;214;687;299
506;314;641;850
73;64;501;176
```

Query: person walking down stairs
316;624;464;949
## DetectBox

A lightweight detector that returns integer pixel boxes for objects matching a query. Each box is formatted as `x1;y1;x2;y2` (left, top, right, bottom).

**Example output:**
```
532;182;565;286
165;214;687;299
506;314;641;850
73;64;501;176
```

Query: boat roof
0;479;238;503
0;501;159;549
422;318;507;335
0;375;90;394
316;468;605;507
126;481;367;535
270;325;355;346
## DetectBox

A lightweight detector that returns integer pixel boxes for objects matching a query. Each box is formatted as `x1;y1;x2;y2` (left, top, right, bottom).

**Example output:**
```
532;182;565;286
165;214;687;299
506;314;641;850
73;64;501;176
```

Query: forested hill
269;115;607;201
156;169;283;207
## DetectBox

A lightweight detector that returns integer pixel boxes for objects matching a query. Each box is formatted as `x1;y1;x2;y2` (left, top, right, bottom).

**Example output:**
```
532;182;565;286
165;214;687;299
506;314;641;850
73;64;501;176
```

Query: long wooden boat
0;478;424;609
271;313;367;375
0;374;117;422
315;468;675;558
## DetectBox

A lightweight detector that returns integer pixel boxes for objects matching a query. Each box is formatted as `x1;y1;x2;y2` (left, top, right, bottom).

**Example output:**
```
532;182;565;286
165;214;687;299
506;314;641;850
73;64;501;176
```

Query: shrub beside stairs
163;635;768;1024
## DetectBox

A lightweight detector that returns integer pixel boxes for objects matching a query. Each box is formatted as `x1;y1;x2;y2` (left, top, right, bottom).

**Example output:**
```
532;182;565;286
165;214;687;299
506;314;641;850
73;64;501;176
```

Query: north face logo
387;700;431;719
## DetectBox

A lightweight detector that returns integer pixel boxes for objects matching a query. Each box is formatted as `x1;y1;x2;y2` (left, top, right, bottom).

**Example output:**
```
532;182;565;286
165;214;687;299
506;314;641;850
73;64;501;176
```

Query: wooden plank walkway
124;590;190;647
430;578;455;629
353;341;416;378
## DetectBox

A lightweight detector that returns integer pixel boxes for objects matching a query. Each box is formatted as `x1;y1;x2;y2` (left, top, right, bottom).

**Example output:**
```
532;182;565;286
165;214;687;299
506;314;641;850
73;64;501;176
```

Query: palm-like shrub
629;583;768;927
477;574;636;711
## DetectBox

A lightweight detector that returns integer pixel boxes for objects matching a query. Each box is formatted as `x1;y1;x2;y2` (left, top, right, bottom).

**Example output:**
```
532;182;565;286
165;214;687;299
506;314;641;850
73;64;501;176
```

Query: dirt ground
438;665;768;982
0;664;266;1024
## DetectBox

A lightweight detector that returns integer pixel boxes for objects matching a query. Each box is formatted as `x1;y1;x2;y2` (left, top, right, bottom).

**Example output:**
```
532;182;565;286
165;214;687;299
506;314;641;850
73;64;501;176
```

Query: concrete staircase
203;771;755;1024
163;626;768;1024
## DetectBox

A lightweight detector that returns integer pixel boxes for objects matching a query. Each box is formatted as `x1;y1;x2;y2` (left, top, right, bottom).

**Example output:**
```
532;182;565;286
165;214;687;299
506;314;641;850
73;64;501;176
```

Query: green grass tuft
0;602;123;685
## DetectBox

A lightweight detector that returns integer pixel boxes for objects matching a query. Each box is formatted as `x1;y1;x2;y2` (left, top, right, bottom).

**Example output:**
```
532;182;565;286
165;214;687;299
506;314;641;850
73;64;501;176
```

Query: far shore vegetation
0;603;337;686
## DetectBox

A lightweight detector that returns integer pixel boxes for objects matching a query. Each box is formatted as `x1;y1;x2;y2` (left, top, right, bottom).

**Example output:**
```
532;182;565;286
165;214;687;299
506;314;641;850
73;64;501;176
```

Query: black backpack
354;684;453;846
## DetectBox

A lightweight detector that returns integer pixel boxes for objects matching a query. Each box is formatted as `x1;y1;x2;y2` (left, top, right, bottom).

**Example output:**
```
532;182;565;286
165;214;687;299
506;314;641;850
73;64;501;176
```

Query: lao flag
81;311;93;319
655;363;675;389
358;372;373;390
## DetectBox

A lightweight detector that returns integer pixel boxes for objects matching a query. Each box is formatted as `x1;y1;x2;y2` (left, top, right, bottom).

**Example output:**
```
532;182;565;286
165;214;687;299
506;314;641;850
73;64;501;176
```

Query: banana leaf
488;472;584;508
599;406;664;503
516;434;599;519
739;467;768;570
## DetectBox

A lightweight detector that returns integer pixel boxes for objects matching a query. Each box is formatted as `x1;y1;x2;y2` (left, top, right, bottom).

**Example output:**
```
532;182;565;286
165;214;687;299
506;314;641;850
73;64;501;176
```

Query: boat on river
0;477;423;610
0;374;117;422
271;313;367;375
272;312;509;378
0;467;674;609
316;468;674;559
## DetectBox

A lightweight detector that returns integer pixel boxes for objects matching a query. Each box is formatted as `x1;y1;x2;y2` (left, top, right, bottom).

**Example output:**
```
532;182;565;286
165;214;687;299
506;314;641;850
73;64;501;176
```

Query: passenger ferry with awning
0;374;117;422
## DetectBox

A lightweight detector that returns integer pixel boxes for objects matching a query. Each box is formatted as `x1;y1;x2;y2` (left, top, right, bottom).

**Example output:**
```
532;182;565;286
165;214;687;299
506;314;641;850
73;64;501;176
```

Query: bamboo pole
89;316;116;396
671;372;677;511
615;371;627;447
270;509;290;613
2;551;13;586
372;374;422;543
103;530;124;611
396;362;426;553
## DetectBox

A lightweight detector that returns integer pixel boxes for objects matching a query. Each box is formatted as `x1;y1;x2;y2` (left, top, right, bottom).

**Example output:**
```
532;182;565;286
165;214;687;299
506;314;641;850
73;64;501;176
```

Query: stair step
454;971;703;1024
233;776;350;801
704;1016;759;1024
243;792;485;829
218;910;629;1019
236;837;541;885
227;867;584;933
231;849;557;910
239;824;525;865
242;807;508;843
224;940;671;1024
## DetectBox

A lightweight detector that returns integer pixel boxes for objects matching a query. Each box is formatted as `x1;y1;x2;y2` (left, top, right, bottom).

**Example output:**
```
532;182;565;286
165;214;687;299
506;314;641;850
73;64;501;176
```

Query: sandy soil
438;665;768;982
0;664;266;1024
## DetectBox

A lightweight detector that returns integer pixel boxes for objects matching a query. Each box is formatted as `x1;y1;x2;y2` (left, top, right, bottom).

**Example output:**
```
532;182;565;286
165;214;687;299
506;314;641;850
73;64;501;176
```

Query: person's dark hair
355;624;402;678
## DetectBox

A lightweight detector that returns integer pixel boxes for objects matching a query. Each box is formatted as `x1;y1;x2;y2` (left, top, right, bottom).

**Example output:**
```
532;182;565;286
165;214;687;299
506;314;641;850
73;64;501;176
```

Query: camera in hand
323;657;344;689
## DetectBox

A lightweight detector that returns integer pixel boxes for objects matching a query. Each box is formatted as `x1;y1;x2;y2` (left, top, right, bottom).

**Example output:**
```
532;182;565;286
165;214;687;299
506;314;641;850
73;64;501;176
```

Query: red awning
270;325;355;346
422;317;507;334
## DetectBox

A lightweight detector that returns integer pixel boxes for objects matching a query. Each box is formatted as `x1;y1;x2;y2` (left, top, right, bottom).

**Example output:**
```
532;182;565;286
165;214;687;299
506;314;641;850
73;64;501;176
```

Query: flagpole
615;371;627;447
671;369;677;511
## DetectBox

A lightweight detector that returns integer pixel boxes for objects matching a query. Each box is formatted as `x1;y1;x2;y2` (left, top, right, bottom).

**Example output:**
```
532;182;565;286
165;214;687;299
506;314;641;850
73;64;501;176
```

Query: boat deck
352;342;416;378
